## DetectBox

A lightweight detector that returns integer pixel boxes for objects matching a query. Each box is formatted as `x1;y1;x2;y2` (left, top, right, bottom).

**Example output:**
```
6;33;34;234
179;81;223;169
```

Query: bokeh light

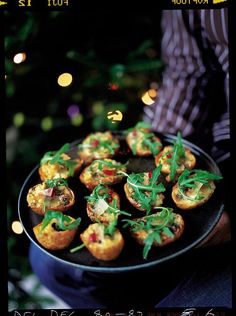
13;53;26;64
141;89;157;105
71;113;83;126
107;110;123;123
13;112;25;127
57;73;73;87
92;102;105;115
41;116;53;131
11;221;23;234
67;104;80;118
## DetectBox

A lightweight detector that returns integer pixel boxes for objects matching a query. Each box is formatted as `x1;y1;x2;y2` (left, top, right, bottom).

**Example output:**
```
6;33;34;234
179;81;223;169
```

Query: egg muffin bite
39;143;83;181
122;166;165;214
125;121;162;156
155;132;196;182
78;131;120;165
85;184;122;224
26;178;75;216
171;169;222;210
79;222;124;261
123;207;184;259
79;158;128;191
33;211;81;250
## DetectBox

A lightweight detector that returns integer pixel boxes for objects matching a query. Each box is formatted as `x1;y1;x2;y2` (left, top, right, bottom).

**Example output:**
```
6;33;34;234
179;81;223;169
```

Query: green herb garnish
91;159;128;171
104;218;118;237
118;166;165;214
40;143;78;176
123;207;175;259
45;178;68;188
123;121;152;135
168;131;186;181
177;169;223;201
40;210;81;232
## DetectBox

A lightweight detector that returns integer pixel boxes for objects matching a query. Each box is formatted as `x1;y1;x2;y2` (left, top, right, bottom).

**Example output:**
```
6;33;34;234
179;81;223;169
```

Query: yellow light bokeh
57;73;73;87
141;92;155;105
13;53;26;64
12;221;23;234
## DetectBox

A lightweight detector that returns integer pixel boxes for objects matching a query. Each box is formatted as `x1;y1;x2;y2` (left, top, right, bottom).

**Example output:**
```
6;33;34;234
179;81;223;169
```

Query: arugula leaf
45;178;68;188
123;121;152;135
119;167;165;214
40;210;81;232
104;218;118;237
92;160;128;171
177;169;223;201
169;131;186;181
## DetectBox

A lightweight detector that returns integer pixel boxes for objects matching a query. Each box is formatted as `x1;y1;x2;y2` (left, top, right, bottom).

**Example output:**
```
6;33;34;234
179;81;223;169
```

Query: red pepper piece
148;171;152;178
91;139;99;147
166;153;172;159
103;169;115;176
88;232;98;242
132;130;138;137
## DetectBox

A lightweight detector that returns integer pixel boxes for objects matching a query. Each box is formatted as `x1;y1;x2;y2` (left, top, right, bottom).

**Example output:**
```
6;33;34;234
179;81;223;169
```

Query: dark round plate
18;132;224;273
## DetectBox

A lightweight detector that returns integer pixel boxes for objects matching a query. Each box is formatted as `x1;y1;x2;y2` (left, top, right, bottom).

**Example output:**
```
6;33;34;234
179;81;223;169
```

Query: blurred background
5;8;164;309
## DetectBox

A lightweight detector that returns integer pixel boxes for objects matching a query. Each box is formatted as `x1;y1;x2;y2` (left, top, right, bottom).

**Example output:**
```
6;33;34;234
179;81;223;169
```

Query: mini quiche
85;184;127;224
79;222;124;261
171;169;223;210
155;132;196;182
33;211;81;251
26;178;75;216
39;143;83;181
77;131;120;165
122;166;166;214
125;121;162;156
123;207;184;259
79;158;128;191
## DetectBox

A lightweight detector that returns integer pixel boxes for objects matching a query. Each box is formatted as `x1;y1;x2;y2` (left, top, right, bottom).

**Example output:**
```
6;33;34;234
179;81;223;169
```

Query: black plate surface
18;132;224;273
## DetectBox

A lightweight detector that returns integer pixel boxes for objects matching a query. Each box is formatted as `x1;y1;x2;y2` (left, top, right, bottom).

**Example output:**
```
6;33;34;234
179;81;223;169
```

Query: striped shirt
143;9;229;163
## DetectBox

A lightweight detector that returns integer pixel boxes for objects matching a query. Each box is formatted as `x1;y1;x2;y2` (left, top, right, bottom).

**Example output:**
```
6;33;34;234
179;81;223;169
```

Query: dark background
5;9;164;309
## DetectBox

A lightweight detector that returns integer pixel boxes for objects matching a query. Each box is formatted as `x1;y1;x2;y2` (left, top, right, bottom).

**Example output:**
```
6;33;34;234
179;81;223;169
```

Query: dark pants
29;242;232;309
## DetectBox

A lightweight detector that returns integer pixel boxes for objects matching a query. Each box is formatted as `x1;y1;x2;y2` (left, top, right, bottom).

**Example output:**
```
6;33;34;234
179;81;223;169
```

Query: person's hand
196;211;231;248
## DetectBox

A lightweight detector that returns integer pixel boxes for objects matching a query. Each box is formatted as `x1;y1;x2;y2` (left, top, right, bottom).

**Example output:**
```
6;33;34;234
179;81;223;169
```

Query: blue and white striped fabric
143;9;229;163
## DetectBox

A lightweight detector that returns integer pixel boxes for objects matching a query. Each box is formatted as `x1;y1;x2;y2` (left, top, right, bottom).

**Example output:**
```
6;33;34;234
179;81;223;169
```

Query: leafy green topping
85;184;131;217
40;143;78;176
91;159;128;171
123;207;175;259
123;121;152;135
168;131;186;181
104;218;118;237
119;166;165;214
40;210;81;232
141;132;162;155
177;169;223;201
78;139;119;154
45;178;68;188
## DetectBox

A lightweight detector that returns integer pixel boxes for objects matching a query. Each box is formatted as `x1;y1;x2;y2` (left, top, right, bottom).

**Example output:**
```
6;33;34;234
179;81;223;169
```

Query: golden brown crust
78;131;120;165
155;146;196;180
33;218;78;250
126;130;162;157
80;223;124;261
171;181;216;210
131;212;185;247
26;182;75;216
86;191;120;224
39;157;83;181
79;159;126;191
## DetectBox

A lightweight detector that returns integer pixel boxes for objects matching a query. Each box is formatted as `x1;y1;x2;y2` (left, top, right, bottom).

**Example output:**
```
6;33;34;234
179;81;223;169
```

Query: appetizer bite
172;169;223;210
85;184;130;224
123;207;184;259
124;121;162;156
121;166;166;214
79;158;128;191
78;221;124;261
77;131;120;164
27;178;75;215
33;211;81;250
39;143;83;181
155;132;196;182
